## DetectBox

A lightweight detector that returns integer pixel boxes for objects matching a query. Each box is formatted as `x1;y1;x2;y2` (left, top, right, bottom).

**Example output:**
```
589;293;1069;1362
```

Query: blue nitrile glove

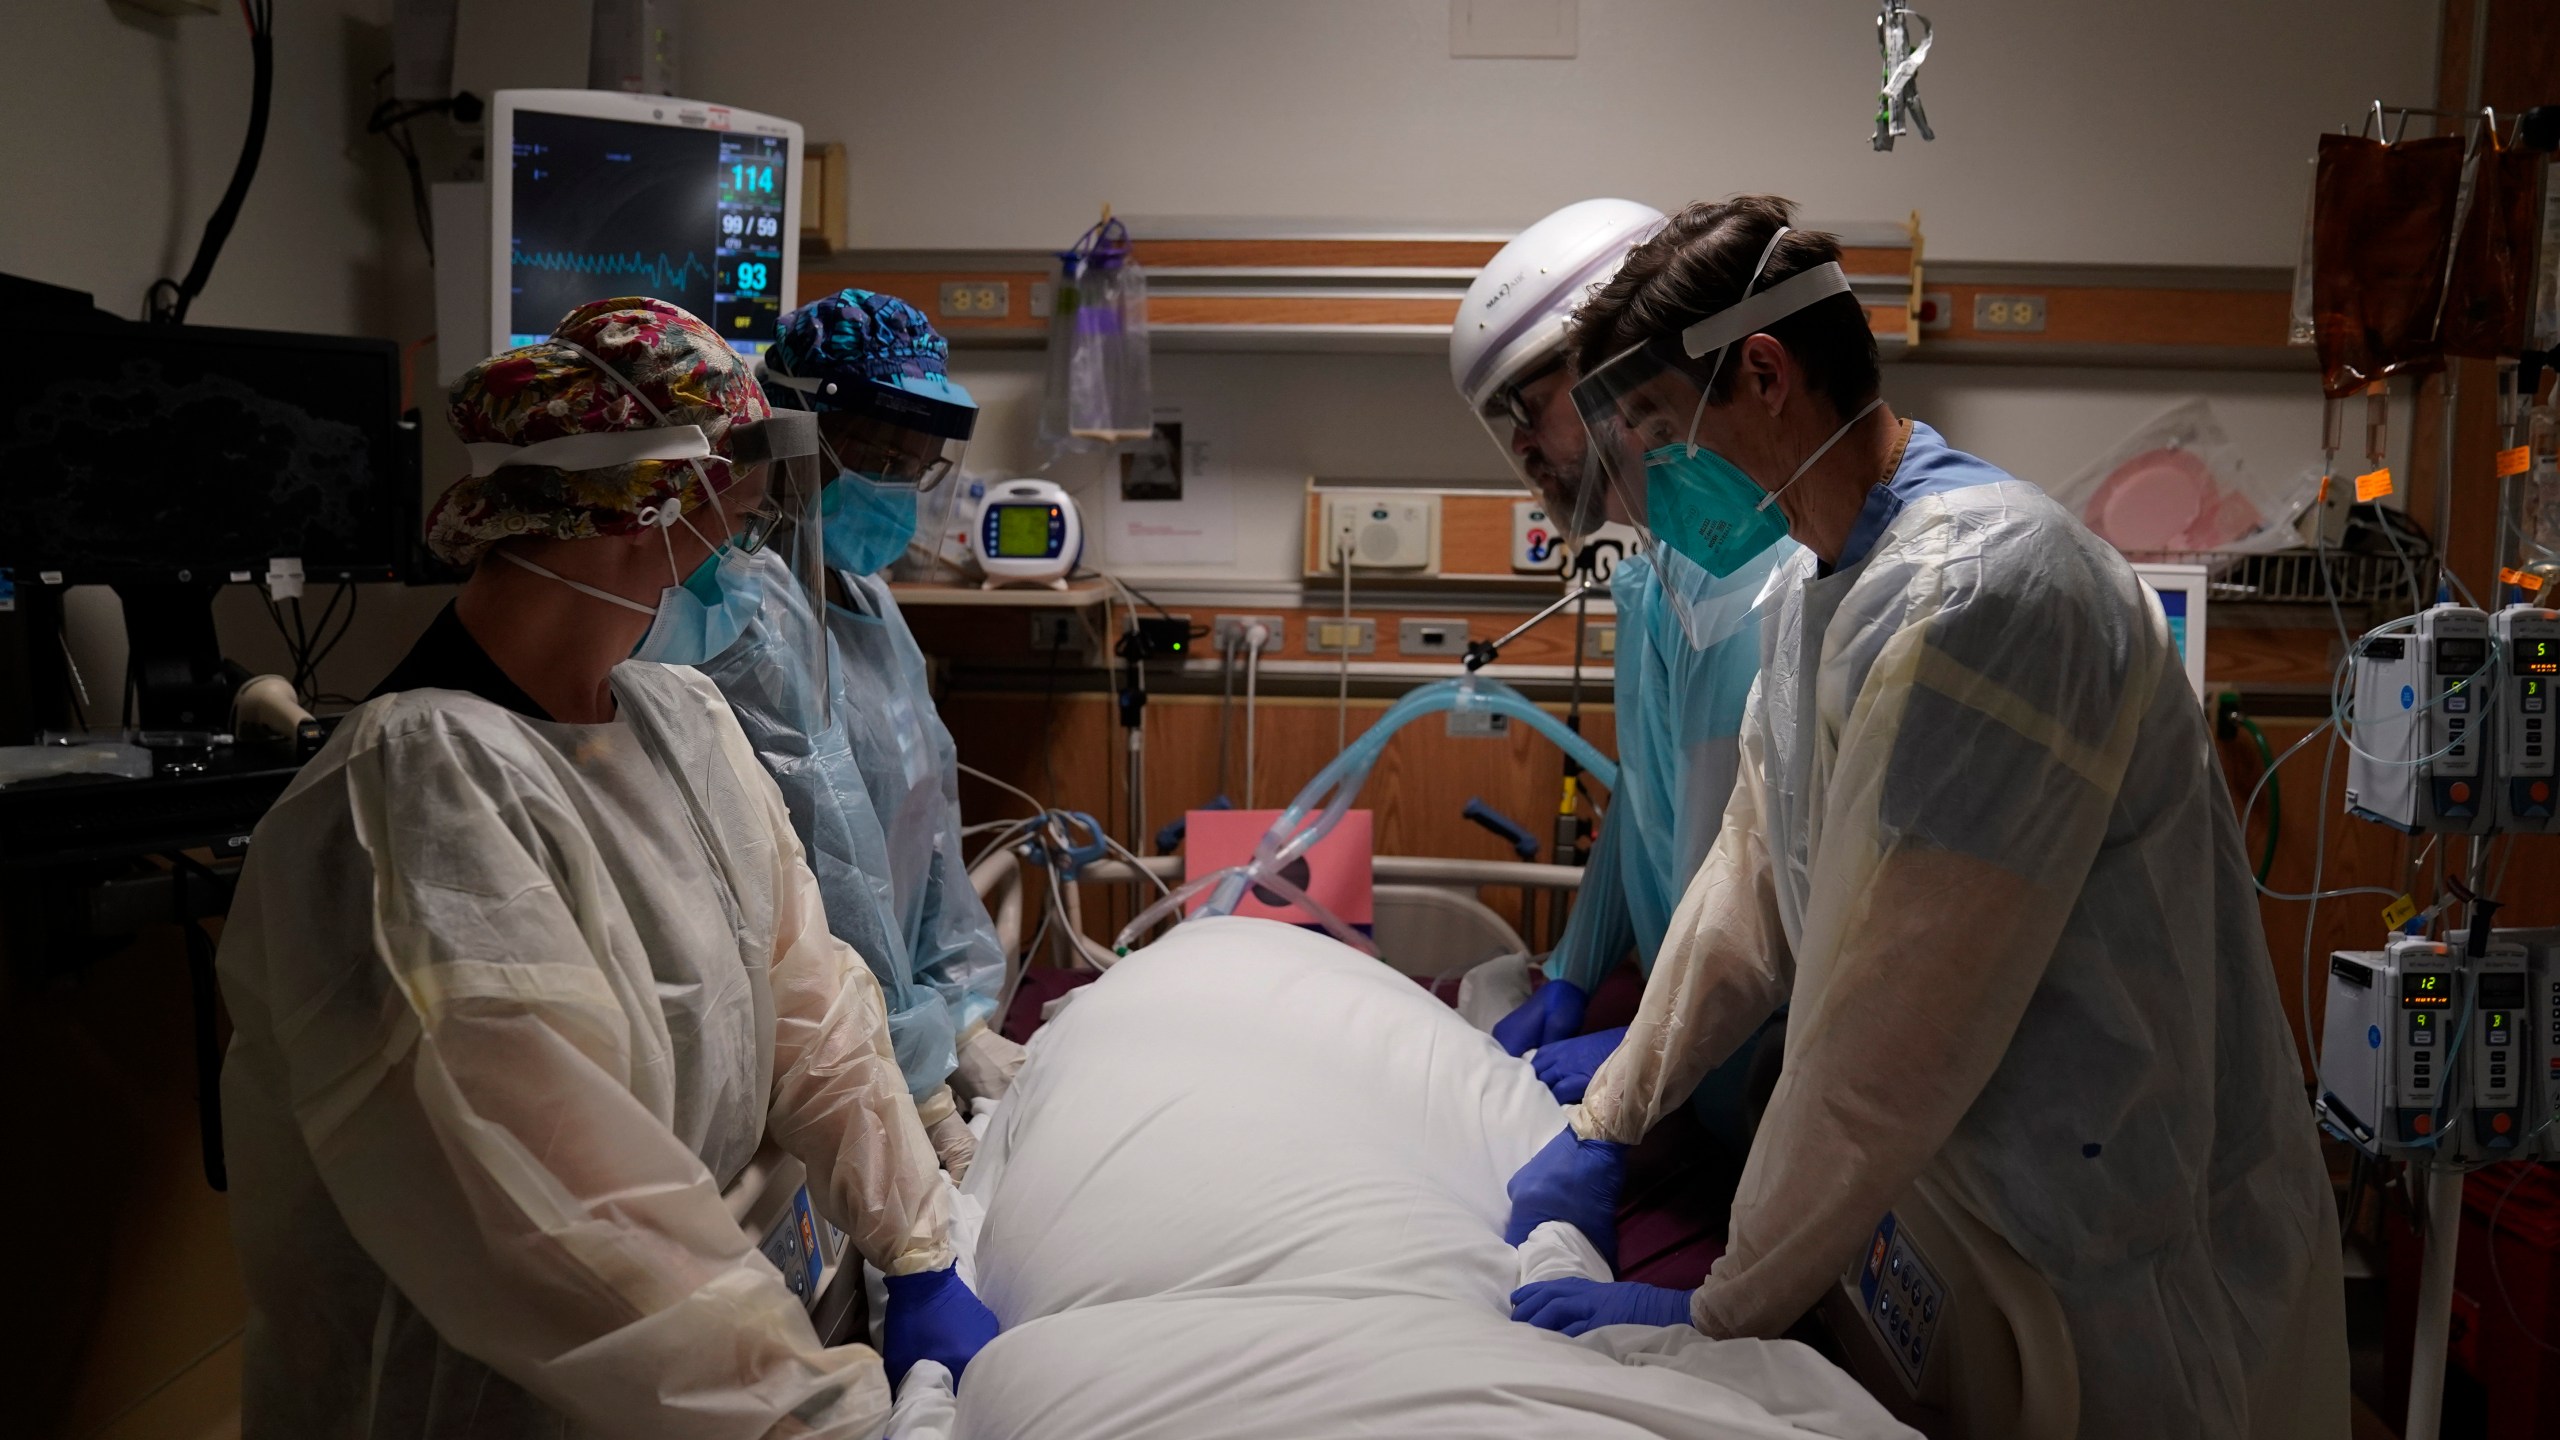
1530;1025;1628;1104
1509;1277;1696;1335
1493;978;1588;1057
882;1266;1000;1389
1503;1127;1628;1264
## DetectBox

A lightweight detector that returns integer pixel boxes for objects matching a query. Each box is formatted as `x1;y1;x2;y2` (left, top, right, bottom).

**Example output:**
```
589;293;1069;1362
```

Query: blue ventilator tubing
1114;676;1617;954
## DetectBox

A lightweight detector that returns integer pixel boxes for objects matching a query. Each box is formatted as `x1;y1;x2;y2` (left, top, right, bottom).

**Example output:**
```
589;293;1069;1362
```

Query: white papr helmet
1450;198;1667;414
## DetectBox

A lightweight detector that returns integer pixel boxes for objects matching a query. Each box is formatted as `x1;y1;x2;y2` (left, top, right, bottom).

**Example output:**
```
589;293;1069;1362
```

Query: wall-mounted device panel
1511;500;1567;573
1399;618;1471;657
1316;493;1441;574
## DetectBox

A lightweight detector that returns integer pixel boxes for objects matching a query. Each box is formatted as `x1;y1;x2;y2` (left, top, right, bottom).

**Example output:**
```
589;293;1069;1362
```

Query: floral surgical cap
425;297;771;566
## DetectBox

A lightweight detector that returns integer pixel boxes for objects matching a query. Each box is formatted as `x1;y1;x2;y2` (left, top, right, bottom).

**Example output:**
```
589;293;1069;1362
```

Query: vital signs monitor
487;90;802;359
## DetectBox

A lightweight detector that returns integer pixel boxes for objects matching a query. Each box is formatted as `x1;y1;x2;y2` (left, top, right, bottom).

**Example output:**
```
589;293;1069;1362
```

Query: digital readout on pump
2519;636;2557;676
2436;637;2487;679
2401;972;2453;1007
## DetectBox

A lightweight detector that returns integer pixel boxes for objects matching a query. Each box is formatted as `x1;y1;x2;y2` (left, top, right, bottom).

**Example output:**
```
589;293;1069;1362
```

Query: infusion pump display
508;110;792;354
2402;972;2453;1007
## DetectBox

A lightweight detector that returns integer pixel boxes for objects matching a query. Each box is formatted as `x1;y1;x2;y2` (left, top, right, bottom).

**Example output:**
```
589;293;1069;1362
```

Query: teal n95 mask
1571;226;1869;578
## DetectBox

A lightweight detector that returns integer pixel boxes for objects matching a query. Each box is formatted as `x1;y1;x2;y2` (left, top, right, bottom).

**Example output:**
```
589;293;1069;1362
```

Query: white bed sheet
899;916;1914;1440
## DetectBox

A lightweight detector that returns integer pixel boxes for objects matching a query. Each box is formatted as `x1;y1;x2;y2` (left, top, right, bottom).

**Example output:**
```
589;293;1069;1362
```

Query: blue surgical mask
821;474;919;575
502;506;766;668
629;541;764;665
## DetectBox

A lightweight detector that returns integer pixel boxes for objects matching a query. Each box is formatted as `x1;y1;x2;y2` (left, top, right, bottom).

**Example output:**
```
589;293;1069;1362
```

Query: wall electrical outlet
1399;617;1471;657
939;280;1009;319
1307;617;1376;654
1972;293;2047;332
1213;615;1288;653
1027;614;1079;652
1590;624;1617;660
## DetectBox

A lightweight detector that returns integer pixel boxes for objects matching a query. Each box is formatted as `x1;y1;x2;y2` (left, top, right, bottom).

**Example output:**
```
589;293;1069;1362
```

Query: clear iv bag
1038;217;1154;452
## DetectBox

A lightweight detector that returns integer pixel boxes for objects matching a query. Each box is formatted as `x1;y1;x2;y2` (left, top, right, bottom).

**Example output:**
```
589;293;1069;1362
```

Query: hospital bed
958;852;2080;1440
890;915;1923;1439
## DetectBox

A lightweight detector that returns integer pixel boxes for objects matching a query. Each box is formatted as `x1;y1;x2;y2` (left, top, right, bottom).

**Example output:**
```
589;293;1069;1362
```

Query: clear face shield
721;408;831;684
814;409;969;577
1475;355;1613;549
1569;238;1857;579
765;370;976;577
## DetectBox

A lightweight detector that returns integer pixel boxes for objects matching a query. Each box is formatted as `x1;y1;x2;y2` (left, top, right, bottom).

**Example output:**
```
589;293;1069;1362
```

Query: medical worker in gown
217;298;996;1440
697;288;1025;1182
1451;200;1795;1159
1502;199;2347;1440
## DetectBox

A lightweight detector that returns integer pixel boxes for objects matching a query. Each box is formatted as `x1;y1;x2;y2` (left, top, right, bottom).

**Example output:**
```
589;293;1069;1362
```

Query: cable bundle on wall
147;0;273;324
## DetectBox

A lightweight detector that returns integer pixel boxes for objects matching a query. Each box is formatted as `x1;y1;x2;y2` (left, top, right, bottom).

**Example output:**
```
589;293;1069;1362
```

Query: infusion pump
2319;934;2554;1162
2494;607;2560;832
2345;604;2560;836
2344;606;2492;834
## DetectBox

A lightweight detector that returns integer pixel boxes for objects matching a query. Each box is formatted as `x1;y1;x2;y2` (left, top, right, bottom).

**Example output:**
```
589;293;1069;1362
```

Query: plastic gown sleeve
1589;557;2167;1340
744;721;959;1278
283;718;936;1439
1567;711;1793;1147
1542;798;1638;994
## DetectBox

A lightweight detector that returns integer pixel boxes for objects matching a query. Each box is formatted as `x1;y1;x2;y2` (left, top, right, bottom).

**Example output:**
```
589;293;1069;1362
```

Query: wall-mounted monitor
487;89;802;360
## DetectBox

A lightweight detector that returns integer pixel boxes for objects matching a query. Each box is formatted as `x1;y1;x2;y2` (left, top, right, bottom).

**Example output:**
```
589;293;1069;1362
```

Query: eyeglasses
730;493;792;555
1485;356;1568;432
823;434;955;492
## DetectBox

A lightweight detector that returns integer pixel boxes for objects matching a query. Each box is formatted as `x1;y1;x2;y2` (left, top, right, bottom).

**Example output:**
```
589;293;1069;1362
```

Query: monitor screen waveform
509;110;789;355
512;247;715;293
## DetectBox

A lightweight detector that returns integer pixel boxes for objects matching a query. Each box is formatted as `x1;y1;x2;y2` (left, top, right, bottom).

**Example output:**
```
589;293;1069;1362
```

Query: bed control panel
1856;1211;1945;1391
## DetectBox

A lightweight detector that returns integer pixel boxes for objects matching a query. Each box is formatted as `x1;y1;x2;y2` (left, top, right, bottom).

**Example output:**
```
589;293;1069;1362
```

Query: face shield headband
1568;231;1868;576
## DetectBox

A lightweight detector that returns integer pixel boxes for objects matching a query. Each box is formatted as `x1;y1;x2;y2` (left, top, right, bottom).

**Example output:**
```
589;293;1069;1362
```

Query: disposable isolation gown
1547;543;1784;989
219;661;954;1440
1568;423;2346;1439
698;559;1018;1149
822;570;1008;1062
1545;542;1789;1150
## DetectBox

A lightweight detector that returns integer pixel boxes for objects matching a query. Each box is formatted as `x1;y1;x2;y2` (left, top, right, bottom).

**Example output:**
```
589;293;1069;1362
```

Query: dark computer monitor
0;318;417;586
0;315;421;731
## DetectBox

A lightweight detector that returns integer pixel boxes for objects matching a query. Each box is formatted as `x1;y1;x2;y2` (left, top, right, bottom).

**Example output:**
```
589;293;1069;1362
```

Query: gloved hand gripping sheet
912;916;1915;1439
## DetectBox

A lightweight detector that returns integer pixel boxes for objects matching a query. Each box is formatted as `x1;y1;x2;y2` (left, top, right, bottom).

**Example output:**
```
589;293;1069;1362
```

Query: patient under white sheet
901;916;1915;1440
